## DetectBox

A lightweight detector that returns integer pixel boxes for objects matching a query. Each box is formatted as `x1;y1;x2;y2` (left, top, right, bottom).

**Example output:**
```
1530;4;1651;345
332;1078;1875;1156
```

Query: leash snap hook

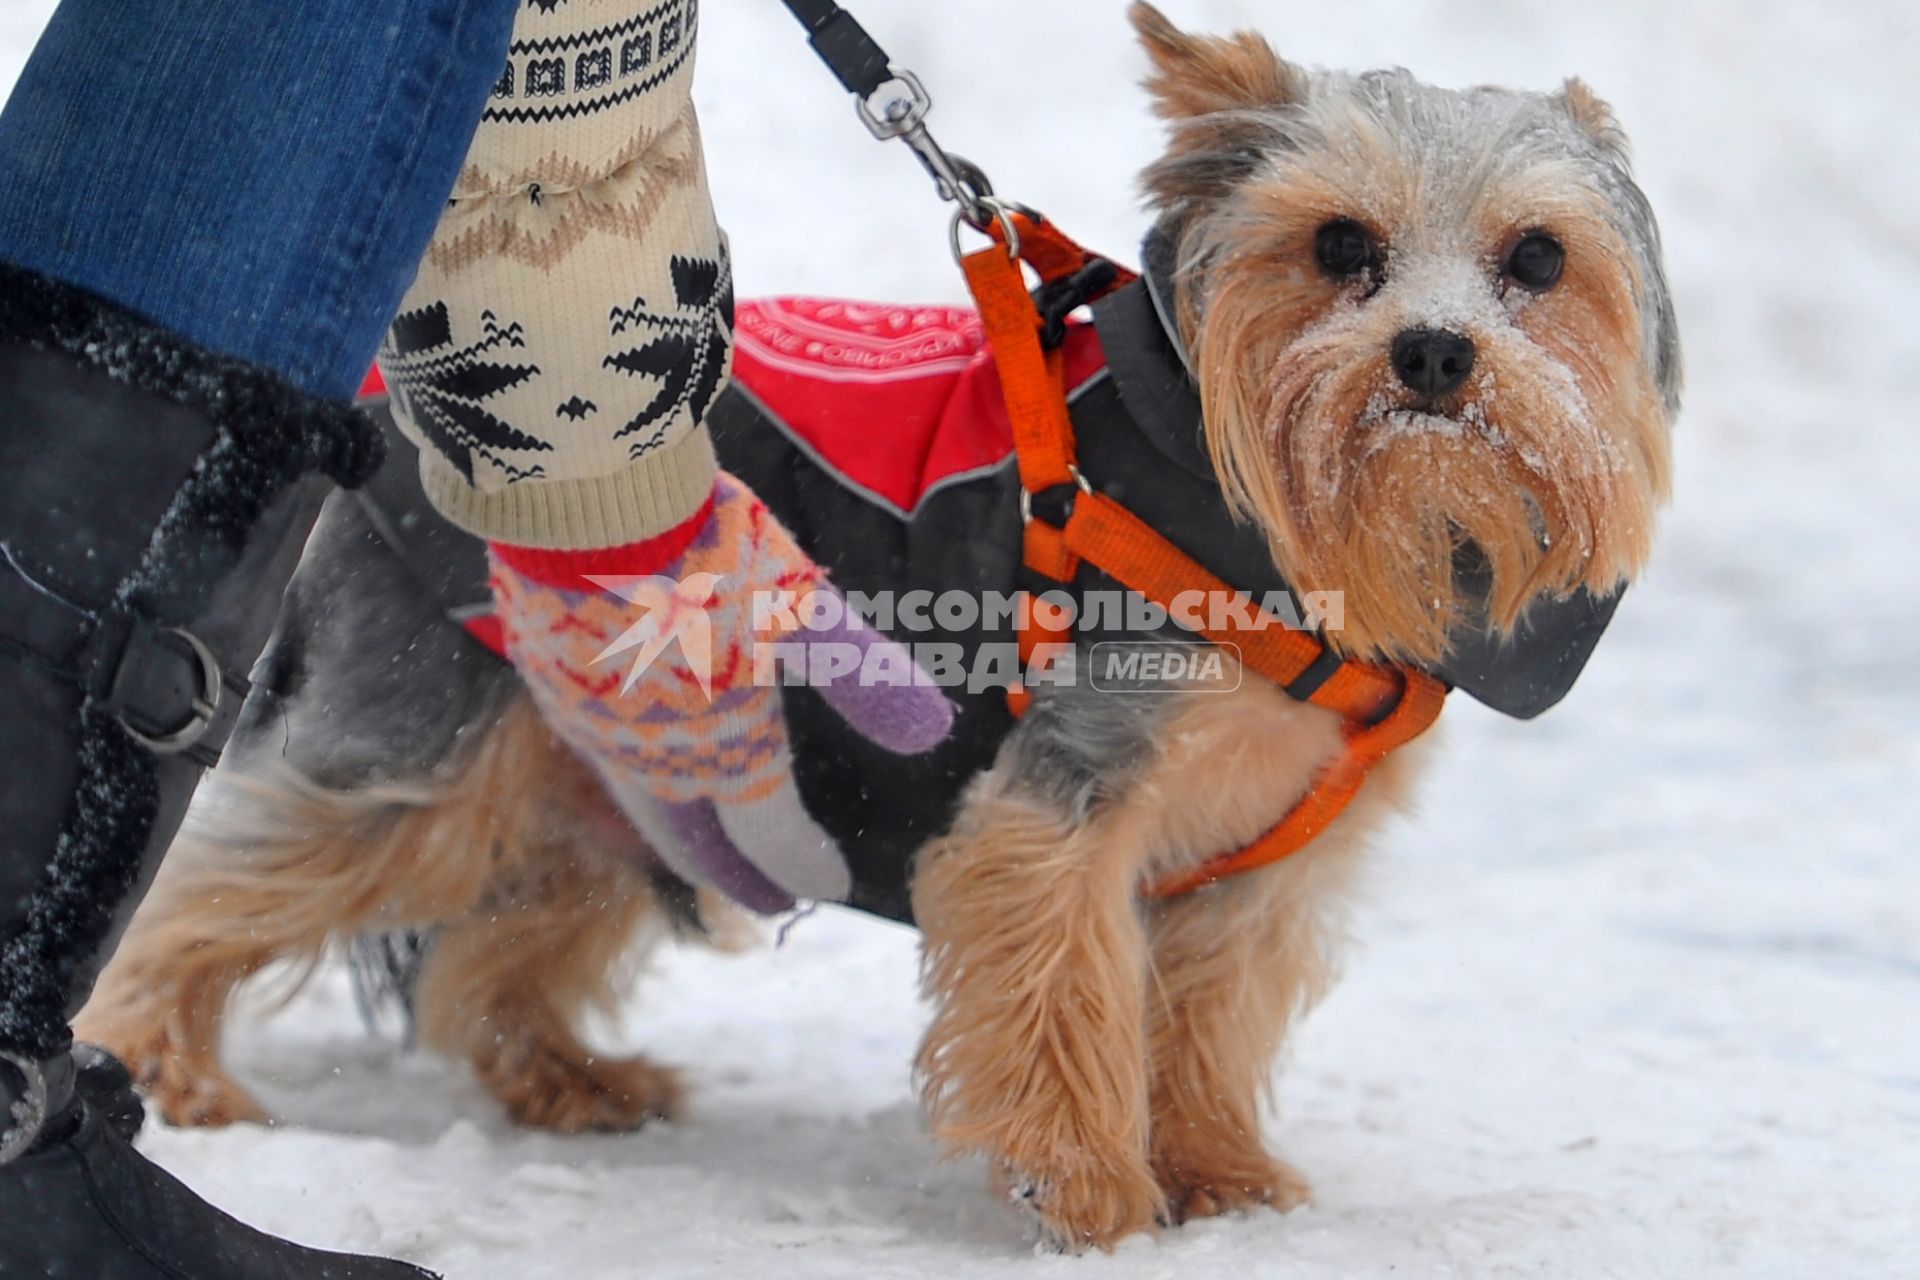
782;2;1037;245
855;68;999;228
856;68;932;139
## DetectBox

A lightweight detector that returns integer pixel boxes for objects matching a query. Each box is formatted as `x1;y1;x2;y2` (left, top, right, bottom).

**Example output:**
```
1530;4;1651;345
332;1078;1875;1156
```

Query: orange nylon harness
959;212;1449;900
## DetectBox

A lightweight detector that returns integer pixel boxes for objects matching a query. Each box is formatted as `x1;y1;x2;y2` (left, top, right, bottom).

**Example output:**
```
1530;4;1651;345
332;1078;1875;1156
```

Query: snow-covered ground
7;2;1919;1276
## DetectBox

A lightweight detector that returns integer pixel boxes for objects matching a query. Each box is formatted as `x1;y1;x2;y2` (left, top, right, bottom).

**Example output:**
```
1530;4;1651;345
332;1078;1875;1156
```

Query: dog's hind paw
119;1038;269;1129
482;1048;682;1134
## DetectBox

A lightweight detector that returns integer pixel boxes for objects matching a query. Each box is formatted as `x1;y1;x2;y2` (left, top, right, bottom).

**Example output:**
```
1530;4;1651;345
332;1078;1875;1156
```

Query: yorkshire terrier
79;4;1678;1251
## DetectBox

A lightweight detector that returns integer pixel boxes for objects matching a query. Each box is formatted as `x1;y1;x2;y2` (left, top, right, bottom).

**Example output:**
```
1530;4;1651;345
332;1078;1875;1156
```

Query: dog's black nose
1391;328;1476;396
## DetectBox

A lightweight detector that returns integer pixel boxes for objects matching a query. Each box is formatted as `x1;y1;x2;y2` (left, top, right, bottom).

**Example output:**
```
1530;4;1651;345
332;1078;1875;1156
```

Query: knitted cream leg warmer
380;0;726;549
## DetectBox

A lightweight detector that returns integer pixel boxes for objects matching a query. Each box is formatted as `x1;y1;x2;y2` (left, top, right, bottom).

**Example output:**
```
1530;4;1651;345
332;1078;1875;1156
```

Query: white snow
7;2;1920;1276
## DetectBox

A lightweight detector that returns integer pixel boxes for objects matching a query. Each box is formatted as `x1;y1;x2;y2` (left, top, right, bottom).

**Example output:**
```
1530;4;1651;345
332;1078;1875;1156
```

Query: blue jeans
0;0;519;400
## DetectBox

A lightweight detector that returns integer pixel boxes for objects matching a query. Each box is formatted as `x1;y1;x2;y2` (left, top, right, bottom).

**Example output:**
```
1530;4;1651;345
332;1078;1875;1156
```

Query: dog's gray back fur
1001;667;1179;823
229;491;520;788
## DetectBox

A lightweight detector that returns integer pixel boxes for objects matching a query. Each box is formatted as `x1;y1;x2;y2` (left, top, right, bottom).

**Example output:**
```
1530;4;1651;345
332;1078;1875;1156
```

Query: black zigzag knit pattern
380;301;552;485
511;1;670;55
485;0;694;125
606;247;734;459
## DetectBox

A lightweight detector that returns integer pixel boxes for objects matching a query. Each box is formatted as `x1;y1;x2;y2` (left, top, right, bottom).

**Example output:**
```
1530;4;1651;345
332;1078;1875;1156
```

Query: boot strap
0;555;248;770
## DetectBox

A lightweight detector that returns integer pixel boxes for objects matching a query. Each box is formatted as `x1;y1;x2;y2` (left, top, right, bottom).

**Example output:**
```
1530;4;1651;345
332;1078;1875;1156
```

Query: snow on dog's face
1131;2;1680;664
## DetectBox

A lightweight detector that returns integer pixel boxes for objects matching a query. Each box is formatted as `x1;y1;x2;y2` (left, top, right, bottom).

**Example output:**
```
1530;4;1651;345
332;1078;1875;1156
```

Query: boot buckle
0;1049;52;1165
117;625;224;756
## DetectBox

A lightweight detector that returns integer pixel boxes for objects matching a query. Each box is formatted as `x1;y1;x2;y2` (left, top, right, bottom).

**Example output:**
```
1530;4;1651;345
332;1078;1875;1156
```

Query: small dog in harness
81;5;1678;1251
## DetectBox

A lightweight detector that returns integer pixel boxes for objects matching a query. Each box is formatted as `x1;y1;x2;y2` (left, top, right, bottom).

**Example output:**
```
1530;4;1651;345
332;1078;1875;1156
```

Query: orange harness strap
959;213;1448;899
960;230;1096;587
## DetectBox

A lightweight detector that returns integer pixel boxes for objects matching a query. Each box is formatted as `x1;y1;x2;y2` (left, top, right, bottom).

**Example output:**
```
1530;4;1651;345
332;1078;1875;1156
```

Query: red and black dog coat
355;238;1619;922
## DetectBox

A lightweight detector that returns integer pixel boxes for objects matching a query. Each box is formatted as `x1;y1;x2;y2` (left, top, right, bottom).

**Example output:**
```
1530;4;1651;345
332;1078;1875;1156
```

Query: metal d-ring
950;196;1025;265
119;626;223;756
1019;465;1095;526
0;1050;50;1166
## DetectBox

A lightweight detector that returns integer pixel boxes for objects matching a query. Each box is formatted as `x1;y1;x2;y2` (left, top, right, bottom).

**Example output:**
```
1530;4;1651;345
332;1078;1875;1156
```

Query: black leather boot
0;263;435;1278
72;1041;147;1145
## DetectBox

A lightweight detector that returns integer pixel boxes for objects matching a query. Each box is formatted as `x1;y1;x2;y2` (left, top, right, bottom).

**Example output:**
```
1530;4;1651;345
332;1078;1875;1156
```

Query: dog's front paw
997;1156;1168;1252
1154;1152;1312;1224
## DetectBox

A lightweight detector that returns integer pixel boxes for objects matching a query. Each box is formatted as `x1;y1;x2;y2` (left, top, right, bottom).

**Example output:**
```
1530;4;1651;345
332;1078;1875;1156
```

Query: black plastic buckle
1281;644;1347;702
1036;258;1121;351
783;0;893;98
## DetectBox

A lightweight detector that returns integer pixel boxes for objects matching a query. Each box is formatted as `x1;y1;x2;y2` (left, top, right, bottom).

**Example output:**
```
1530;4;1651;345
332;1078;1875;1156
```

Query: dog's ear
1130;3;1305;213
1558;77;1631;166
1131;3;1303;122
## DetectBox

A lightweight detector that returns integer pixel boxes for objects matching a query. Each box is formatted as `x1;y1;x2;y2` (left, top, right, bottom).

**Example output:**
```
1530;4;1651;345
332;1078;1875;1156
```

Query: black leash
778;0;892;98
775;0;1007;237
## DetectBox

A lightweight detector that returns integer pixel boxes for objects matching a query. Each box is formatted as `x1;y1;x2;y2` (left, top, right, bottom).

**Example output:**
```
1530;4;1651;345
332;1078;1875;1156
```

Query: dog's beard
1201;299;1664;666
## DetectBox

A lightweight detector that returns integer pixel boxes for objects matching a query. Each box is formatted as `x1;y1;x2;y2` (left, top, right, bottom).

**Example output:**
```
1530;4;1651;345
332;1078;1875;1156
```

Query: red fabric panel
462;613;508;659
733;298;1106;513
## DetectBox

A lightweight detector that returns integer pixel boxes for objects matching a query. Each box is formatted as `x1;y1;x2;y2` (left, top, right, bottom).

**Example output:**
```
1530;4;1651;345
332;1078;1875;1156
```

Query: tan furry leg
913;786;1166;1252
1142;868;1330;1222
415;850;681;1134
911;672;1426;1246
1133;680;1428;1222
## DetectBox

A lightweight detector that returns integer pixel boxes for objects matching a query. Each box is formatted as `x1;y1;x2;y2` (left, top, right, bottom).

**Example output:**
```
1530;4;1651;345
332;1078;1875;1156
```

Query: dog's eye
1314;219;1376;279
1506;233;1565;291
